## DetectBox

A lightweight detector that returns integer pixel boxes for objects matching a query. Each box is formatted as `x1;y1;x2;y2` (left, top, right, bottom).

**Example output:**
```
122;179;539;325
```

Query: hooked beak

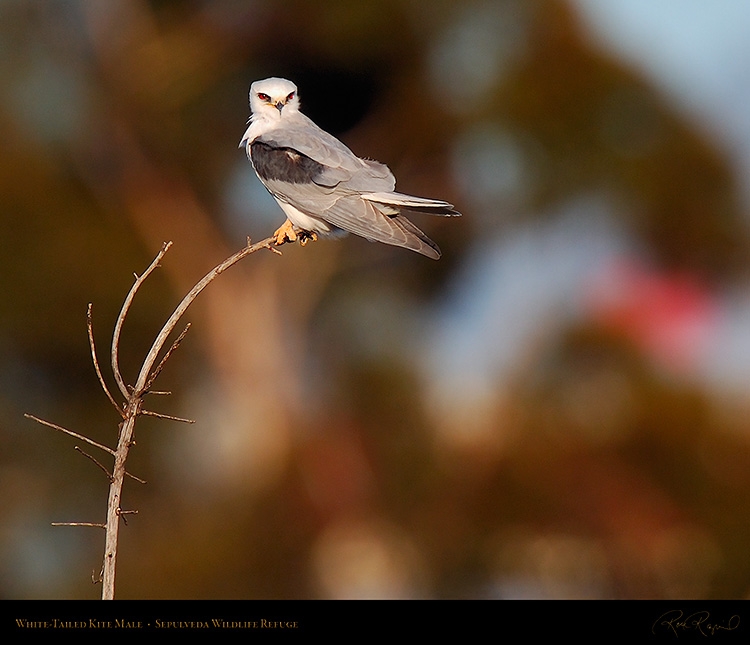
274;101;284;113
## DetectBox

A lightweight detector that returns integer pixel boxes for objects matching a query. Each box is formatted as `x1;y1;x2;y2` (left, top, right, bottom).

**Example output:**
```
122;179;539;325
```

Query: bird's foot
273;220;318;247
273;219;297;245
298;231;318;246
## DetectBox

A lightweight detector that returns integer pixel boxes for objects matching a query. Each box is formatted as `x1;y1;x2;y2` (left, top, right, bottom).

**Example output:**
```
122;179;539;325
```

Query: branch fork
26;234;282;598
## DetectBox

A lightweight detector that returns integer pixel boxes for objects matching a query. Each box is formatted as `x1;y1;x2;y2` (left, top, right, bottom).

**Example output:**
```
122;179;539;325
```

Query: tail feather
318;195;443;259
389;215;441;259
362;191;461;217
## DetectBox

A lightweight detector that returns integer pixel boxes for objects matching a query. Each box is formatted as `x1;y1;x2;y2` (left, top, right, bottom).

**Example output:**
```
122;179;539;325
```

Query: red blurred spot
588;258;720;371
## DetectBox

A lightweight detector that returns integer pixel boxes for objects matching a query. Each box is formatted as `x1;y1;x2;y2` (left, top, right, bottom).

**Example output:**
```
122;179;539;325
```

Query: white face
249;77;300;118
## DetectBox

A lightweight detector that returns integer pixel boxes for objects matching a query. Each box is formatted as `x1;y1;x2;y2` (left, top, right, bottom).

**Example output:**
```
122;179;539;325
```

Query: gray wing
255;115;396;192
249;116;445;258
258;178;442;258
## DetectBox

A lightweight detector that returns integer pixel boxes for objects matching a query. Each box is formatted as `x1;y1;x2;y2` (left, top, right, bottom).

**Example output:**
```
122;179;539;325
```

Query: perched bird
240;77;460;259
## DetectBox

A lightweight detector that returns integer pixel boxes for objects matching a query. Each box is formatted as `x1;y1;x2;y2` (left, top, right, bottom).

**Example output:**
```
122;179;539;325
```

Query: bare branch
87;303;125;418
31;234;287;600
125;472;147;485
116;508;138;526
142;323;191;393
111;241;173;399
99;235;280;599
140;409;196;424
75;446;113;480
132;237;277;397
25;413;115;455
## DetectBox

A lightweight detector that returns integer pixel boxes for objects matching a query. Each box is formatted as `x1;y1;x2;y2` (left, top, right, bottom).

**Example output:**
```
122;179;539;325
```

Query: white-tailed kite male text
240;77;460;259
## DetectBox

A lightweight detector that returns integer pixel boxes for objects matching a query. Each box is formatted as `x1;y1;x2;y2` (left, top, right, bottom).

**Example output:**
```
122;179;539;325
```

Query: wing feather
248;113;448;258
272;185;441;259
255;114;396;193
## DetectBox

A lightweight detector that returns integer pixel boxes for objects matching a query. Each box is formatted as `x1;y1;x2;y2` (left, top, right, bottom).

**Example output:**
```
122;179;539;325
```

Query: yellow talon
299;232;318;246
272;219;297;245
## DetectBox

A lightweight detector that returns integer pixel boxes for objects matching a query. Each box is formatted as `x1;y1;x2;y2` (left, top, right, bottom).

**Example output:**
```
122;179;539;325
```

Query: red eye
286;92;295;101
257;92;270;101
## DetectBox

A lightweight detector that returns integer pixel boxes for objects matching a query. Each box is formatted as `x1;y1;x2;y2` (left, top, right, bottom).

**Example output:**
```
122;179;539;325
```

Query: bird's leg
273;219;298;245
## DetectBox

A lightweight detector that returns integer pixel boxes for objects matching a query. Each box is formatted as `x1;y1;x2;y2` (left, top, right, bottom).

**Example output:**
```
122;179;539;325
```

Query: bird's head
249;77;300;120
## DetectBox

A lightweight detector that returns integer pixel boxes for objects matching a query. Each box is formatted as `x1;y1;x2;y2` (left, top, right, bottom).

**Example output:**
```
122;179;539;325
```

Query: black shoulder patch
250;140;326;184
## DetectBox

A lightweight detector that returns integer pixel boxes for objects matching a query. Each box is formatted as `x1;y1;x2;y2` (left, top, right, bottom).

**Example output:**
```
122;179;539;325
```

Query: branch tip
25;413;116;455
87;302;125;417
141;409;196;424
74;446;114;480
52;522;106;529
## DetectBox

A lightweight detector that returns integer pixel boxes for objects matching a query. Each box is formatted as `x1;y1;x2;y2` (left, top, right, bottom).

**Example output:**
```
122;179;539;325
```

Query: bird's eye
286;92;295;102
257;92;270;101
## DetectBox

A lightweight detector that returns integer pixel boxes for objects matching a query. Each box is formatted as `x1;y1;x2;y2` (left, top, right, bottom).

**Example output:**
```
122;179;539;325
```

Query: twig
140;409;196;423
87;303;125;417
111;241;173;400
24;413;115;455
141;323;191;394
116;508;138;526
125;472;147;485
75;446;113;480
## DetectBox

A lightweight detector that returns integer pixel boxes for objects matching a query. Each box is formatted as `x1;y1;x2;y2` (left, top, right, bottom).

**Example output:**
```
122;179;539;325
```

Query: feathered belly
277;200;343;236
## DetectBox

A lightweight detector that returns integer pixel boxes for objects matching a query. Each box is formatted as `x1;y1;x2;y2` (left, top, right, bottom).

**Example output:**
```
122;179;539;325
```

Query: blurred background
2;0;750;600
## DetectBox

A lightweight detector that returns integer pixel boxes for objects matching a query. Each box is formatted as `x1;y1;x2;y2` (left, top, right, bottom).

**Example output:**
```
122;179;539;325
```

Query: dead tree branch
26;234;283;599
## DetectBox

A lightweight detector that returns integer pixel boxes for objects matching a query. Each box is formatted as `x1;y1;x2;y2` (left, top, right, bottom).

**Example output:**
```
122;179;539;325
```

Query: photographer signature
652;610;740;637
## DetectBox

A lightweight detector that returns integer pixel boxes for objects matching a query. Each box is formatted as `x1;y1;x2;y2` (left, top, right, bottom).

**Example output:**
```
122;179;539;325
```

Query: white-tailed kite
240;77;460;259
